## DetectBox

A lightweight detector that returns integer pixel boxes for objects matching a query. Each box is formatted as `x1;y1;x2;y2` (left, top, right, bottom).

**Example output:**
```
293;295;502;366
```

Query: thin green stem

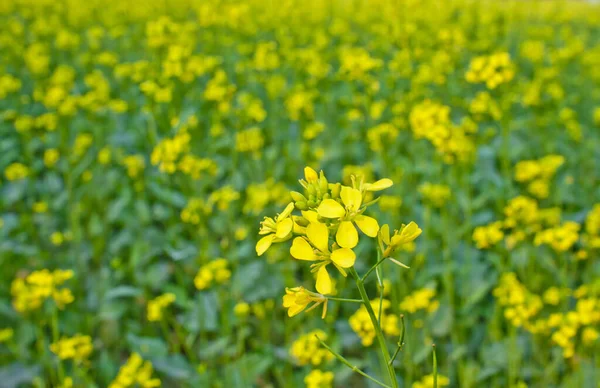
362;256;387;282
376;247;384;324
51;308;65;382
389;315;405;366
326;297;364;303
433;344;438;388
351;268;398;388
316;335;391;388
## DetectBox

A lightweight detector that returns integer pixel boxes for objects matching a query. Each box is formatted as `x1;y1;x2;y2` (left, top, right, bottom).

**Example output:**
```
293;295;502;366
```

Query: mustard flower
256;202;295;256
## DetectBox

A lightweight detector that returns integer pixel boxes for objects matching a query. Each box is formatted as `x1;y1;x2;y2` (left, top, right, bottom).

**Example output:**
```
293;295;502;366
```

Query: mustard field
0;0;599;387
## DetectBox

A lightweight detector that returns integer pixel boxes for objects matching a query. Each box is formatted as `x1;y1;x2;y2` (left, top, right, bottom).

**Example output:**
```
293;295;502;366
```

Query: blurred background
0;0;599;387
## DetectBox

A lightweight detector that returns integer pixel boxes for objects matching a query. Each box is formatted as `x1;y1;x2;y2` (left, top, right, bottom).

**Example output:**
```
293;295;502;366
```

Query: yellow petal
304;166;318;182
290;237;316;261
380;224;390;245
354;215;379;237
279;202;295;219
276;217;293;238
282;293;294;308
317;199;345;218
330;248;356;268
336;221;358;248
288;303;307;317
307;222;329;253
316;266;332;295
365;178;393;191
391;221;422;246
301;210;320;223
256;234;275;256
340;186;362;211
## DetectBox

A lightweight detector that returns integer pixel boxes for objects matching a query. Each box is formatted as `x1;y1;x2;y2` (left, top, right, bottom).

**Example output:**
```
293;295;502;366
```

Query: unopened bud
295;201;308;210
290;191;307;202
319;171;329;192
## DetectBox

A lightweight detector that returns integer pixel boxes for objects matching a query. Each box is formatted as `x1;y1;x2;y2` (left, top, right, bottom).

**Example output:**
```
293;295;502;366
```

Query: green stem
362;256;387;282
316;335;391;388
326;297;363;303
351;268;398;388
51;309;65;382
389;315;405;366
433;344;438;388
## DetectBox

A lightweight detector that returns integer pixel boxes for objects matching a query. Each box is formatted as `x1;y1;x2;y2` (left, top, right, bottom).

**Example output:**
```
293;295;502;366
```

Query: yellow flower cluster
303;122;325;141
194;259;231;290
73;133;94;158
50;334;93;364
235;127;265;154
418;183;451;208
180;198;210;224
290;330;333;366
243;179;289;215
4;162;30;181
208;185;240;211
409;100;475;164
399;288;439;314
534;221;580;252
493;273;542;330
469;91;501;121
108;353;160;388
304;369;334;388
147;293;176;322
11;269;75;313
349;299;400;346
150;116;217;180
367;123;399;152
0;328;14;343
472;221;505;249
548;298;600;358
257;167;410;296
122;155;145;179
412;374;450;388
475;195;576;251
514;155;565;199
44;149;60;167
466;52;515;89
582;203;600;249
0;73;21;99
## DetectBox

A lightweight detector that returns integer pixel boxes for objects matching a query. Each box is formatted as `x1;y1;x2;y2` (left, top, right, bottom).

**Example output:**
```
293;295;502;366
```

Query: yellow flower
5;162;30;181
290;221;355;294
317;185;383;248
290;330;333;366
50;334;93;364
282;286;327;318
147;293;176;322
234;302;250;318
256;202;295;256
378;222;423;261
305;369;334;388
413;374;450;388
44;149;60;167
0;328;14;343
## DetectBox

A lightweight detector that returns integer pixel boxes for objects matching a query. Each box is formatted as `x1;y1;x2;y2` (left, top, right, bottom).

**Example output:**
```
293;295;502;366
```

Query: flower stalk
351;268;398;388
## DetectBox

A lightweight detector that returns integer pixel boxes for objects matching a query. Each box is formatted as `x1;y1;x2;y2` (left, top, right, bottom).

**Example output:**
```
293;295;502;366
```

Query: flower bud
295;201;308;210
290;191;307;202
304;167;318;182
319;171;329;193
